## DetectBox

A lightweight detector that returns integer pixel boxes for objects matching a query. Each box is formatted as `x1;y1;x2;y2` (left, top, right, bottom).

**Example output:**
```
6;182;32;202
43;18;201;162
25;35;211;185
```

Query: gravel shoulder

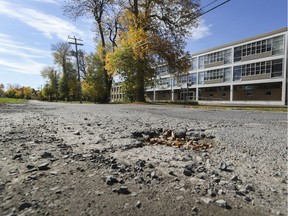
0;101;287;216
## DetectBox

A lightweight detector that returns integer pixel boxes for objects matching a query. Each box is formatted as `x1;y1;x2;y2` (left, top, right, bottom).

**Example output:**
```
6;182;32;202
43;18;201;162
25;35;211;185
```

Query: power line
198;0;231;18
199;0;220;11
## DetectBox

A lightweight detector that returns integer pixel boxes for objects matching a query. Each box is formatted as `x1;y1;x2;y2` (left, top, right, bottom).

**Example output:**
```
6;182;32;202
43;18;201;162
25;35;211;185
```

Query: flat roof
192;27;288;56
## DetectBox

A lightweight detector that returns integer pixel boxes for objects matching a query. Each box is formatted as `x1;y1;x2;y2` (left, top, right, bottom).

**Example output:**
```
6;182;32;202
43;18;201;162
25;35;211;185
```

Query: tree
105;0;200;102
83;49;108;102
62;0;119;102
52;42;71;100
41;66;59;101
0;84;4;97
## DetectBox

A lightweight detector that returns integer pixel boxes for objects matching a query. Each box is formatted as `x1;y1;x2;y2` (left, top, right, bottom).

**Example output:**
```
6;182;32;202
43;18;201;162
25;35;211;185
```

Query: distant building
112;28;288;105
110;82;124;102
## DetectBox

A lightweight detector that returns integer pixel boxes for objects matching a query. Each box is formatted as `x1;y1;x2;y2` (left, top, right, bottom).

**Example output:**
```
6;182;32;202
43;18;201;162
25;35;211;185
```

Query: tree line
10;0;202;103
0;84;37;99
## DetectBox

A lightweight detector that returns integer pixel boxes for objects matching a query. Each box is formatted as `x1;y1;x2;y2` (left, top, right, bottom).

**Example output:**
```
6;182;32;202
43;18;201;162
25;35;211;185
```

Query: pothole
131;128;215;151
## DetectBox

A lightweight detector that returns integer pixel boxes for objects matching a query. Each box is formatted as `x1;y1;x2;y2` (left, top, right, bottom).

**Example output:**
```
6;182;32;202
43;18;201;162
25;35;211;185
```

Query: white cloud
188;19;212;40
0;0;83;40
0;33;49;75
0;59;46;75
31;0;60;4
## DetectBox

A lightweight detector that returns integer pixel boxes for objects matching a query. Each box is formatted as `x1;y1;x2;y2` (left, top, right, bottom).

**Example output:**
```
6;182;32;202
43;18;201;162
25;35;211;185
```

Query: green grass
0;98;27;104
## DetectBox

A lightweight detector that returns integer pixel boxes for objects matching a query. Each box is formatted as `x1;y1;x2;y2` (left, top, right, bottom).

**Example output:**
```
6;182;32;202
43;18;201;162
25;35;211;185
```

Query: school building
112;28;287;106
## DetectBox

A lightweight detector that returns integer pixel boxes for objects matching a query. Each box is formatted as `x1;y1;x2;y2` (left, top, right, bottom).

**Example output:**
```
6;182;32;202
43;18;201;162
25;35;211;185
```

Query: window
256;62;261;75
191;57;197;70
234;46;242;62
256;41;261;53
261;62;266;74
251;63;255;75
266;61;271;73
272;59;283;77
199;56;205;69
233;66;241;81
209;93;213;97
251;42;256;55
224;68;231;82
272;35;284;55
224;49;231;64
266;91;272;96
198;72;205;84
222;92;227;97
247;43;251;55
261;40;267;52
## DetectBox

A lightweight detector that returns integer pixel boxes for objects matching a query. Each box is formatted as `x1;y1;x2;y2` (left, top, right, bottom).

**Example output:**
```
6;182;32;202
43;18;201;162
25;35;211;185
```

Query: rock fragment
106;176;118;185
215;199;228;208
18;202;32;211
135;201;141;208
38;162;50;171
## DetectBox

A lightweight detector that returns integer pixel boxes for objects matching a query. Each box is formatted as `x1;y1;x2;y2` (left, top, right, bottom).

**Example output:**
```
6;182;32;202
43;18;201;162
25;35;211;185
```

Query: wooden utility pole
68;36;83;104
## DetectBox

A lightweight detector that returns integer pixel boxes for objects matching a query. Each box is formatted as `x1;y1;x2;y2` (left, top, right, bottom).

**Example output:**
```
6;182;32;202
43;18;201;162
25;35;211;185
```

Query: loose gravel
0;101;287;216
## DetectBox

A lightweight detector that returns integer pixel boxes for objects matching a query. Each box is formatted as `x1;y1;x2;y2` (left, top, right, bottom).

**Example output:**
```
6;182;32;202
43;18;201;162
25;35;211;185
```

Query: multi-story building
145;28;287;106
110;82;124;102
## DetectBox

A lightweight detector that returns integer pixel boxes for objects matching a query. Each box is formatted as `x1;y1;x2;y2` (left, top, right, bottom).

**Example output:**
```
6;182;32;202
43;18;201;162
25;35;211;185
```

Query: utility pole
68;36;83;104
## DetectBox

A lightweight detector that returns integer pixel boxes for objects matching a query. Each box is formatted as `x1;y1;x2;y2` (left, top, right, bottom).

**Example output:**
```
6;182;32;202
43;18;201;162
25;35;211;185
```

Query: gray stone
245;184;255;192
150;171;158;179
207;188;217;197
183;169;192;176
196;166;206;173
12;154;22;160
118;186;130;194
40;151;53;158
0;182;5;191
215;199;227;208
230;175;238;181
192;207;198;212
19;202;32;211
110;164;118;169
173;129;187;138
200;197;213;204
219;162;227;171
136;159;146;167
135;200;141;208
73;131;80;135
26;164;35;169
106;176;118;185
176;196;184;201
244;196;252;202
38;162;50;171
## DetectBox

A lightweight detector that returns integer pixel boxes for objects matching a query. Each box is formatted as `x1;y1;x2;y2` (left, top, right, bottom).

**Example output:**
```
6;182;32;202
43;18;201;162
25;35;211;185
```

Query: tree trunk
136;68;145;102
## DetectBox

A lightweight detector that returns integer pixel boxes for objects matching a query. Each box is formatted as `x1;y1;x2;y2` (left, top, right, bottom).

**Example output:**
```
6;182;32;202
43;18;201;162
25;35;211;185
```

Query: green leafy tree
82;49;108;102
41;66;59;101
52;42;71;100
62;0;119;103
0;84;5;97
105;0;200;102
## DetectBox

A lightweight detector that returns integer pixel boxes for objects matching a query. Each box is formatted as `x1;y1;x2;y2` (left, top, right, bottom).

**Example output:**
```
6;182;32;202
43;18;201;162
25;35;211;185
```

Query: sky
0;0;287;90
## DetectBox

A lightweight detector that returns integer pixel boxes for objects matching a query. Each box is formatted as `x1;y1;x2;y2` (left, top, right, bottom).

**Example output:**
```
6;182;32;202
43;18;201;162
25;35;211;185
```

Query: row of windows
191;35;285;70
197;49;232;70
155;65;168;75
204;68;231;81
233;59;283;80
234;35;284;61
152;58;283;88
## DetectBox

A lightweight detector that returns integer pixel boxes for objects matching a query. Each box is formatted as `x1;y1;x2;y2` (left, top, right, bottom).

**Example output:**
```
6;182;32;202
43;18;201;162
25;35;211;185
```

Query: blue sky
0;0;287;89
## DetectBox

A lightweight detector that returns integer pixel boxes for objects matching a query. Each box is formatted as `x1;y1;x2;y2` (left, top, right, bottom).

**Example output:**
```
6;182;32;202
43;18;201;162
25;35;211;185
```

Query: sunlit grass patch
0;98;27;104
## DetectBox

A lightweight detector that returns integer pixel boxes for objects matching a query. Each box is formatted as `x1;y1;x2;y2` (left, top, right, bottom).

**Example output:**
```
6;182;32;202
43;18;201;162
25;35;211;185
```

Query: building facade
146;28;287;105
112;28;287;105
